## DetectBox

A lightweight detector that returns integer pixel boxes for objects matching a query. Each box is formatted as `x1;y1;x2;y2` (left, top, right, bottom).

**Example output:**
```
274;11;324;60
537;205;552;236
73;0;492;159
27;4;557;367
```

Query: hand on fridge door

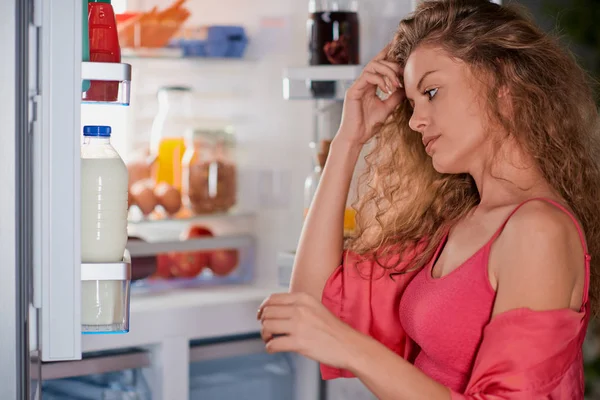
337;44;404;146
257;292;360;369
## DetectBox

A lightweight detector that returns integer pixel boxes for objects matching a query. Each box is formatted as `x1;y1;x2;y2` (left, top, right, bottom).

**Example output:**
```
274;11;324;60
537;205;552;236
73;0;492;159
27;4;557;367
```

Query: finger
265;335;298;354
260;305;295;321
258;293;314;319
260;319;294;342
365;61;401;88
257;292;294;317
352;71;394;96
379;60;403;80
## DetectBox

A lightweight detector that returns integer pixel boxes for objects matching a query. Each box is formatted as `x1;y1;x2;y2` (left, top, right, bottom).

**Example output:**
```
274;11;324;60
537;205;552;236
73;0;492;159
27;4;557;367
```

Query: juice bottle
150;87;194;190
155;137;186;188
85;0;121;102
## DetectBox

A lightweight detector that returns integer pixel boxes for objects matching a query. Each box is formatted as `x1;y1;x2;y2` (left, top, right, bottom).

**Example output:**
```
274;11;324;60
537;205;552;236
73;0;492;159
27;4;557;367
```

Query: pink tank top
398;198;590;393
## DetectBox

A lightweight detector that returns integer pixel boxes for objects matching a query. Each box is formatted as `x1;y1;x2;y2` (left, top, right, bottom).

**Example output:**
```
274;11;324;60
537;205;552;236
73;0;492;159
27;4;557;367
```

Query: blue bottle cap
83;125;112;137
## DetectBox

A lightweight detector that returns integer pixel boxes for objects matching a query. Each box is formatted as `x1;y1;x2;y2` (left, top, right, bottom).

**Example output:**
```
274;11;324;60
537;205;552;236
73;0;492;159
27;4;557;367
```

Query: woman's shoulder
490;198;587;314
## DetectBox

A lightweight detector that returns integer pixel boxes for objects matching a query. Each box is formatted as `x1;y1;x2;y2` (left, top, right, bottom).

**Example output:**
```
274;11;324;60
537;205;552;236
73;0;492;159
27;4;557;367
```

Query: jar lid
189;120;236;146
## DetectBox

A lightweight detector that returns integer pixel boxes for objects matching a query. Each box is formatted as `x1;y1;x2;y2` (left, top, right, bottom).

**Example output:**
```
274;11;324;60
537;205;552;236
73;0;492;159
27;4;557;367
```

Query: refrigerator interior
1;0;413;398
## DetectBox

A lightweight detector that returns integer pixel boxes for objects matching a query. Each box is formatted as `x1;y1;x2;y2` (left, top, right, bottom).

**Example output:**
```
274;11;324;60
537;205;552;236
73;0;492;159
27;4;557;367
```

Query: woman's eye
425;88;438;100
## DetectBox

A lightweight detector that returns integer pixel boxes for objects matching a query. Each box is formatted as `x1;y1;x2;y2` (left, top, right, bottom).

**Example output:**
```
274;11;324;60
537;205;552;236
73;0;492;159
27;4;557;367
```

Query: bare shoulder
491;199;586;316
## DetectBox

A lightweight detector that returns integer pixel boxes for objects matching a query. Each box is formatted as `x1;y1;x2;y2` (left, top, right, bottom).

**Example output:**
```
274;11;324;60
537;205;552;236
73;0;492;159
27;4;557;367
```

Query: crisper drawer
39;349;152;400
188;336;295;400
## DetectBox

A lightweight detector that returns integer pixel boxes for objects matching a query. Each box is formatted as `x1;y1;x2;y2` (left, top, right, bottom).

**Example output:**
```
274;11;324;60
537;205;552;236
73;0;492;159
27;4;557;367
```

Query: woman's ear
497;84;512;118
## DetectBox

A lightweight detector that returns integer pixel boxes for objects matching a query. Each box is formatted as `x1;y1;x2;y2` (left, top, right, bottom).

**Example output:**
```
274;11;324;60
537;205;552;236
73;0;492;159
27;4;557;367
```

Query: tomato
168;225;214;278
181;225;214;240
153;253;174;279
170;252;209;278
209;249;239;276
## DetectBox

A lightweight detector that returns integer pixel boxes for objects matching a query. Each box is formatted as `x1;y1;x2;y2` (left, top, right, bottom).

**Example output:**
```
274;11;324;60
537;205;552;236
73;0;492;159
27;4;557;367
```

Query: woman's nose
409;108;428;133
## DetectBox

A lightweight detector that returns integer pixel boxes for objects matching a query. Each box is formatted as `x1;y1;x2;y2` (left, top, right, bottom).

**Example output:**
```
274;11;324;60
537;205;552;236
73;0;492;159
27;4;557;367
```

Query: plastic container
150;86;193;191
307;0;360;97
80;125;129;333
84;0;121;102
303;141;324;218
42;368;150;399
81;257;131;334
304;139;356;236
189;351;294;400
182;123;237;215
172;25;249;58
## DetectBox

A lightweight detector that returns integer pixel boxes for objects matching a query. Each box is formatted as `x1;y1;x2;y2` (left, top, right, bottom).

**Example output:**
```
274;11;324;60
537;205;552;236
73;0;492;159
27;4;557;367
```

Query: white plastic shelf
282;65;362;101
81;61;132;82
81;252;131;281
32;350;150;381
126;234;255;258
283;65;362;81
81;61;132;105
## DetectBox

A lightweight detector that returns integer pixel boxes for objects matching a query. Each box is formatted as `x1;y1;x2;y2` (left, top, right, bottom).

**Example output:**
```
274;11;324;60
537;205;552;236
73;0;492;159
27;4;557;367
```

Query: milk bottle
81;125;128;330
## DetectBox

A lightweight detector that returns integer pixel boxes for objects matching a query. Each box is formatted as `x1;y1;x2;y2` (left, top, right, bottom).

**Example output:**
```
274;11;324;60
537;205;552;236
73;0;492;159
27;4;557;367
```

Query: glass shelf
121;47;253;62
127;208;256;243
282;65;362;101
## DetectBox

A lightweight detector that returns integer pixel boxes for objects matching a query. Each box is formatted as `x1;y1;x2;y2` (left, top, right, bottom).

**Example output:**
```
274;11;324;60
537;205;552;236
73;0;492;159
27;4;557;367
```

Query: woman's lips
423;135;441;154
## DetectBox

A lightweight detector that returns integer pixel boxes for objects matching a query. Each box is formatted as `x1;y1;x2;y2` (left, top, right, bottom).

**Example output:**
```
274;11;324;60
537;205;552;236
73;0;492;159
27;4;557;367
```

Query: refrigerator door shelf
81;251;132;281
81;62;132;106
81;252;132;335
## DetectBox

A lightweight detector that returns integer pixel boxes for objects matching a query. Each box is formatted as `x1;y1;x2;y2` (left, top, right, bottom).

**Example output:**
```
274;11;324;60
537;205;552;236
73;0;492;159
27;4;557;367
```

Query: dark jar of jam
307;1;360;98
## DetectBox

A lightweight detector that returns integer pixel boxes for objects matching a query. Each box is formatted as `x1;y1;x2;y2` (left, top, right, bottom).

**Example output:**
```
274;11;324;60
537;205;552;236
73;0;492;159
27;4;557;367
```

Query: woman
258;0;600;398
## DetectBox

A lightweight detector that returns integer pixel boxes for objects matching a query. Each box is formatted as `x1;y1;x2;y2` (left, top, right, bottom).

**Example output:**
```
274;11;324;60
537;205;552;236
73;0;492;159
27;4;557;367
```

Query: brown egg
128;190;135;210
127;159;152;189
130;179;158;215
154;182;182;215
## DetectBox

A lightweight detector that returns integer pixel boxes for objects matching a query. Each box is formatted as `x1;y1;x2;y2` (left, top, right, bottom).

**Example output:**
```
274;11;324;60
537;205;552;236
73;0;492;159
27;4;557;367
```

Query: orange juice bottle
155;137;186;189
150;86;193;190
343;207;357;236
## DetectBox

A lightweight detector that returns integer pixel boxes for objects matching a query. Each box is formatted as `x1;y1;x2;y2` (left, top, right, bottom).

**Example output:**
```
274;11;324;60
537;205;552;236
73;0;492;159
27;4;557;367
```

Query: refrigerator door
0;0;35;398
33;0;82;362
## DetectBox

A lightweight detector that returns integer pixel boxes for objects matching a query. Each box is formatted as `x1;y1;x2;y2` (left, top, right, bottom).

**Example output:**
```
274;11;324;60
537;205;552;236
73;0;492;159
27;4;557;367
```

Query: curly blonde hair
348;0;600;312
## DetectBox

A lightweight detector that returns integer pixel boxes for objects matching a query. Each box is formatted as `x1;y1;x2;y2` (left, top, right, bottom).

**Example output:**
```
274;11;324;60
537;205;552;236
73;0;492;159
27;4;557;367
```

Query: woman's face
403;45;493;174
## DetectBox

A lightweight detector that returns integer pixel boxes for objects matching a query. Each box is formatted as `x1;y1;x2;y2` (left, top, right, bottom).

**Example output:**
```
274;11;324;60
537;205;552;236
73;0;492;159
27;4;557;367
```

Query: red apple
209;249;239;276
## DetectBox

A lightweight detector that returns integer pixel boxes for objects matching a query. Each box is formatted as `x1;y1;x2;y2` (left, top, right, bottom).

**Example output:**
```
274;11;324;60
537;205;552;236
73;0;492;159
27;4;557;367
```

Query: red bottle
85;0;121;102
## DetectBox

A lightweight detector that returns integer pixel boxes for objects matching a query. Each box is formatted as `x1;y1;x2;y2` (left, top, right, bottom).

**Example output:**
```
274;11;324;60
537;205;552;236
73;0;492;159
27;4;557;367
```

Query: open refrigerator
1;1;301;399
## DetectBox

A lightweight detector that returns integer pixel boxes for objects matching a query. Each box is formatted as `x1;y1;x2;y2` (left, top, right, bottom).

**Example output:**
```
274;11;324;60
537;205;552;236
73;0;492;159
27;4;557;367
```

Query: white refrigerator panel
33;0;82;361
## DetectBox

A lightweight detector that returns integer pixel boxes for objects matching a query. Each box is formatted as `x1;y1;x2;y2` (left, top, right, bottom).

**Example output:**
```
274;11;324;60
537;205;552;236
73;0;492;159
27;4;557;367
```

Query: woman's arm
347;330;451;399
289;139;362;299
289;46;403;299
